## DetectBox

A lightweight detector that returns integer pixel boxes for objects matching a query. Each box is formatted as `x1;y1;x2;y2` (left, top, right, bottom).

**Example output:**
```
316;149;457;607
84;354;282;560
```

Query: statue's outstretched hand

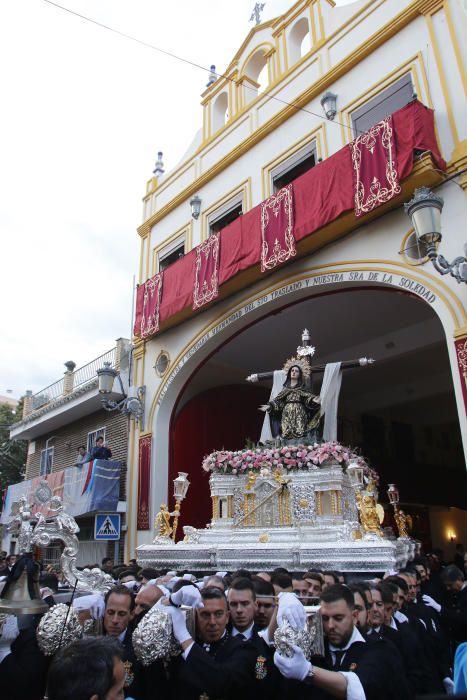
259;404;270;412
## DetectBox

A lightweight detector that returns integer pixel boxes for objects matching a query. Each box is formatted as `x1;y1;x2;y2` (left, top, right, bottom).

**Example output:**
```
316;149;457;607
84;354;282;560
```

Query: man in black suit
274;583;410;700
166;584;259;700
441;565;467;651
227;577;281;698
103;584;168;699
367;582;424;695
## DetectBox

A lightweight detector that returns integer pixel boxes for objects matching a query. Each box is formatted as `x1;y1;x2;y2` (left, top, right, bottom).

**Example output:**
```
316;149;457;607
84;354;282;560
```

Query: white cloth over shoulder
319;362;342;442
260;370;286;443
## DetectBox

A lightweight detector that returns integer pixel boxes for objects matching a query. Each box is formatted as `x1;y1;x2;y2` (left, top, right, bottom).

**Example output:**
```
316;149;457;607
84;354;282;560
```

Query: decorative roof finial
153;151;164;177
206;65;217;87
249;2;266;25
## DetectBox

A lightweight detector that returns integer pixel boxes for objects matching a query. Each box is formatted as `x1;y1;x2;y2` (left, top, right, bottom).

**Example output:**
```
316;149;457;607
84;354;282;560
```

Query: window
87;427;106;454
208;195;243;235
271;141;317;192
154;231;188;273
40;447;54;476
351;74;414;136
159;243;185;271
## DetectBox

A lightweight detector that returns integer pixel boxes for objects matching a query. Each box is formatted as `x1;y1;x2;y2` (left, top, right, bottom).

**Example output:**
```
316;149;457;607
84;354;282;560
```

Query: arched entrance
169;286;466;540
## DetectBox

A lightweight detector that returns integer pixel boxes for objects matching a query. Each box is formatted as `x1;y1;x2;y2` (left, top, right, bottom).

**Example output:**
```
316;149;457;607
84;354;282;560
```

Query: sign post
94;513;121;541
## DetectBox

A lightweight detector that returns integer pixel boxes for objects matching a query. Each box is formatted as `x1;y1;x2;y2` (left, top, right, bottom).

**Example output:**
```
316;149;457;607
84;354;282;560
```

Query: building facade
128;0;467;560
3;339;131;565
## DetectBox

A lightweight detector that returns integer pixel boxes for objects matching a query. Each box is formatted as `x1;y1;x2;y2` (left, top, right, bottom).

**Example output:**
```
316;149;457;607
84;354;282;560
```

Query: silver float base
137;529;411;573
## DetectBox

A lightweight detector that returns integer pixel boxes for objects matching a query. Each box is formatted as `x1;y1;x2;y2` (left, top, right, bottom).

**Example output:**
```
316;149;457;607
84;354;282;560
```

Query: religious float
137;331;414;573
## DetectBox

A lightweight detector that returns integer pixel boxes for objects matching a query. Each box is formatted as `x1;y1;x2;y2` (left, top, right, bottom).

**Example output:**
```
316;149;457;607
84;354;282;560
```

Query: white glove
170;584;204;609
277;592;306;629
274;644;312;681
166;605;192;644
72;593;105;620
422;594;441;613
443;678;454;695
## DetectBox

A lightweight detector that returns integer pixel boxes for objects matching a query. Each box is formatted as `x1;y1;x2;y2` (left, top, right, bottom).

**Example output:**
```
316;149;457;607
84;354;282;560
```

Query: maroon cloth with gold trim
455;337;467;416
260;184;295;272
137;273;163;339
350;115;401;217
137;436;152;530
193;232;220;310
133;101;446;338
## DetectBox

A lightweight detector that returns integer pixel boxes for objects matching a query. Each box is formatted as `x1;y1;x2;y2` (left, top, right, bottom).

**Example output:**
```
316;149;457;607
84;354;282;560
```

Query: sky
0;0;354;400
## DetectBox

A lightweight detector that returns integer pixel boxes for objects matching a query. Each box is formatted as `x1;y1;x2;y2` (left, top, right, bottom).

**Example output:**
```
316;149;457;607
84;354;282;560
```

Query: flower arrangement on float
202;441;379;485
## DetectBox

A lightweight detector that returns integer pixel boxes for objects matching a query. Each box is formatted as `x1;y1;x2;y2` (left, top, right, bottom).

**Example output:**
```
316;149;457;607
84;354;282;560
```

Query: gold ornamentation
315;491;323;516
282;355;311;378
193;232;220;310
260;184;296;272
350;116;401;217
394;506;411;538
211;495;220;520
259;533;269;543
227;495;234;519
330;490;342;516
351;529;363;540
299;498;309;508
355;490;383;536
246;471;258;491
375;503;385;524
154;504;172;538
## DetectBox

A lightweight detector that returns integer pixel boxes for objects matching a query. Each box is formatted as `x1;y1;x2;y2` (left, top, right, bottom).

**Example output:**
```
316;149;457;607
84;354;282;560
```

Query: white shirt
232;623;254;640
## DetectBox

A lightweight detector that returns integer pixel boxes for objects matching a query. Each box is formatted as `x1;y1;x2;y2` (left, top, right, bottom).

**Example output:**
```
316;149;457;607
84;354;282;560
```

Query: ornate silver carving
292;484;316;523
182;526;200;543
36;603;83;656
132;607;173;665
274;619;315;660
6;483;113;593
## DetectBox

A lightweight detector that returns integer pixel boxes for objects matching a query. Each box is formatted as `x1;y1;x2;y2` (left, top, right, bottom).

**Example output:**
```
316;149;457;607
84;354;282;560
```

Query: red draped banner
455;337;467;415
260;184;295;272
350;116;401;217
139;274;163;339
134;102;446;338
137;435;152;530
193;232;220;310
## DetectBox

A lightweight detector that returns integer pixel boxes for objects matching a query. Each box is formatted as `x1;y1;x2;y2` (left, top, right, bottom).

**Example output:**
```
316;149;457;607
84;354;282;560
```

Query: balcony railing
31;347;117;411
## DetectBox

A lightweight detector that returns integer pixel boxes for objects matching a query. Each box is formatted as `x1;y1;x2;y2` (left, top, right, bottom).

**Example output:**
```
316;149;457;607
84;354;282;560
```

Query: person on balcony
75;445;90;467
91;436;112;460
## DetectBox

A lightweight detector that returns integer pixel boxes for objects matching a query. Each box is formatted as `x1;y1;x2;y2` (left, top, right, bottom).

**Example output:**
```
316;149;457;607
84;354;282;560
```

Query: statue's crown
282;356;311;378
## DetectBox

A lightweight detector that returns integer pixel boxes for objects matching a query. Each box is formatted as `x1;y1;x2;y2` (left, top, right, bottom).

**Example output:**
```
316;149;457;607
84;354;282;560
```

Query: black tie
333;650;346;669
236;633;246;640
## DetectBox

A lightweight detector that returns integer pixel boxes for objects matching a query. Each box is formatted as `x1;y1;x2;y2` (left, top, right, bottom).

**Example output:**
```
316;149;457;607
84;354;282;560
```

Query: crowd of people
0;549;467;700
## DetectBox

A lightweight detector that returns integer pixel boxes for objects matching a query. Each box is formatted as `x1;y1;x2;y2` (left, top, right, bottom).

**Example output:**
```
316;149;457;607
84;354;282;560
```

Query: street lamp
190;195;202;220
97;362;145;429
320;91;337;121
171;472;190;542
404;187;467;283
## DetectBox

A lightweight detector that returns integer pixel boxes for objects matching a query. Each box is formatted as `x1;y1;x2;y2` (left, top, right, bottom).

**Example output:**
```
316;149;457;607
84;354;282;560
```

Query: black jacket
170;632;259;700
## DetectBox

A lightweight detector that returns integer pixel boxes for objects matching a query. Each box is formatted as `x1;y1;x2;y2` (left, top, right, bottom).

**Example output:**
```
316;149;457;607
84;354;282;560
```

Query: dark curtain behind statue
170;384;268;533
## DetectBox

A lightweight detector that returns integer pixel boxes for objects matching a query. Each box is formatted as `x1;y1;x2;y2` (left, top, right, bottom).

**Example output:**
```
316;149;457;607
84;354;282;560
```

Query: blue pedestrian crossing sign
94;513;121;540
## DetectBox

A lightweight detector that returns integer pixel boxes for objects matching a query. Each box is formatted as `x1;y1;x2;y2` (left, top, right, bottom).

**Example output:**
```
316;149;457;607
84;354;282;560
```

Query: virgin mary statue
259;356;321;443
